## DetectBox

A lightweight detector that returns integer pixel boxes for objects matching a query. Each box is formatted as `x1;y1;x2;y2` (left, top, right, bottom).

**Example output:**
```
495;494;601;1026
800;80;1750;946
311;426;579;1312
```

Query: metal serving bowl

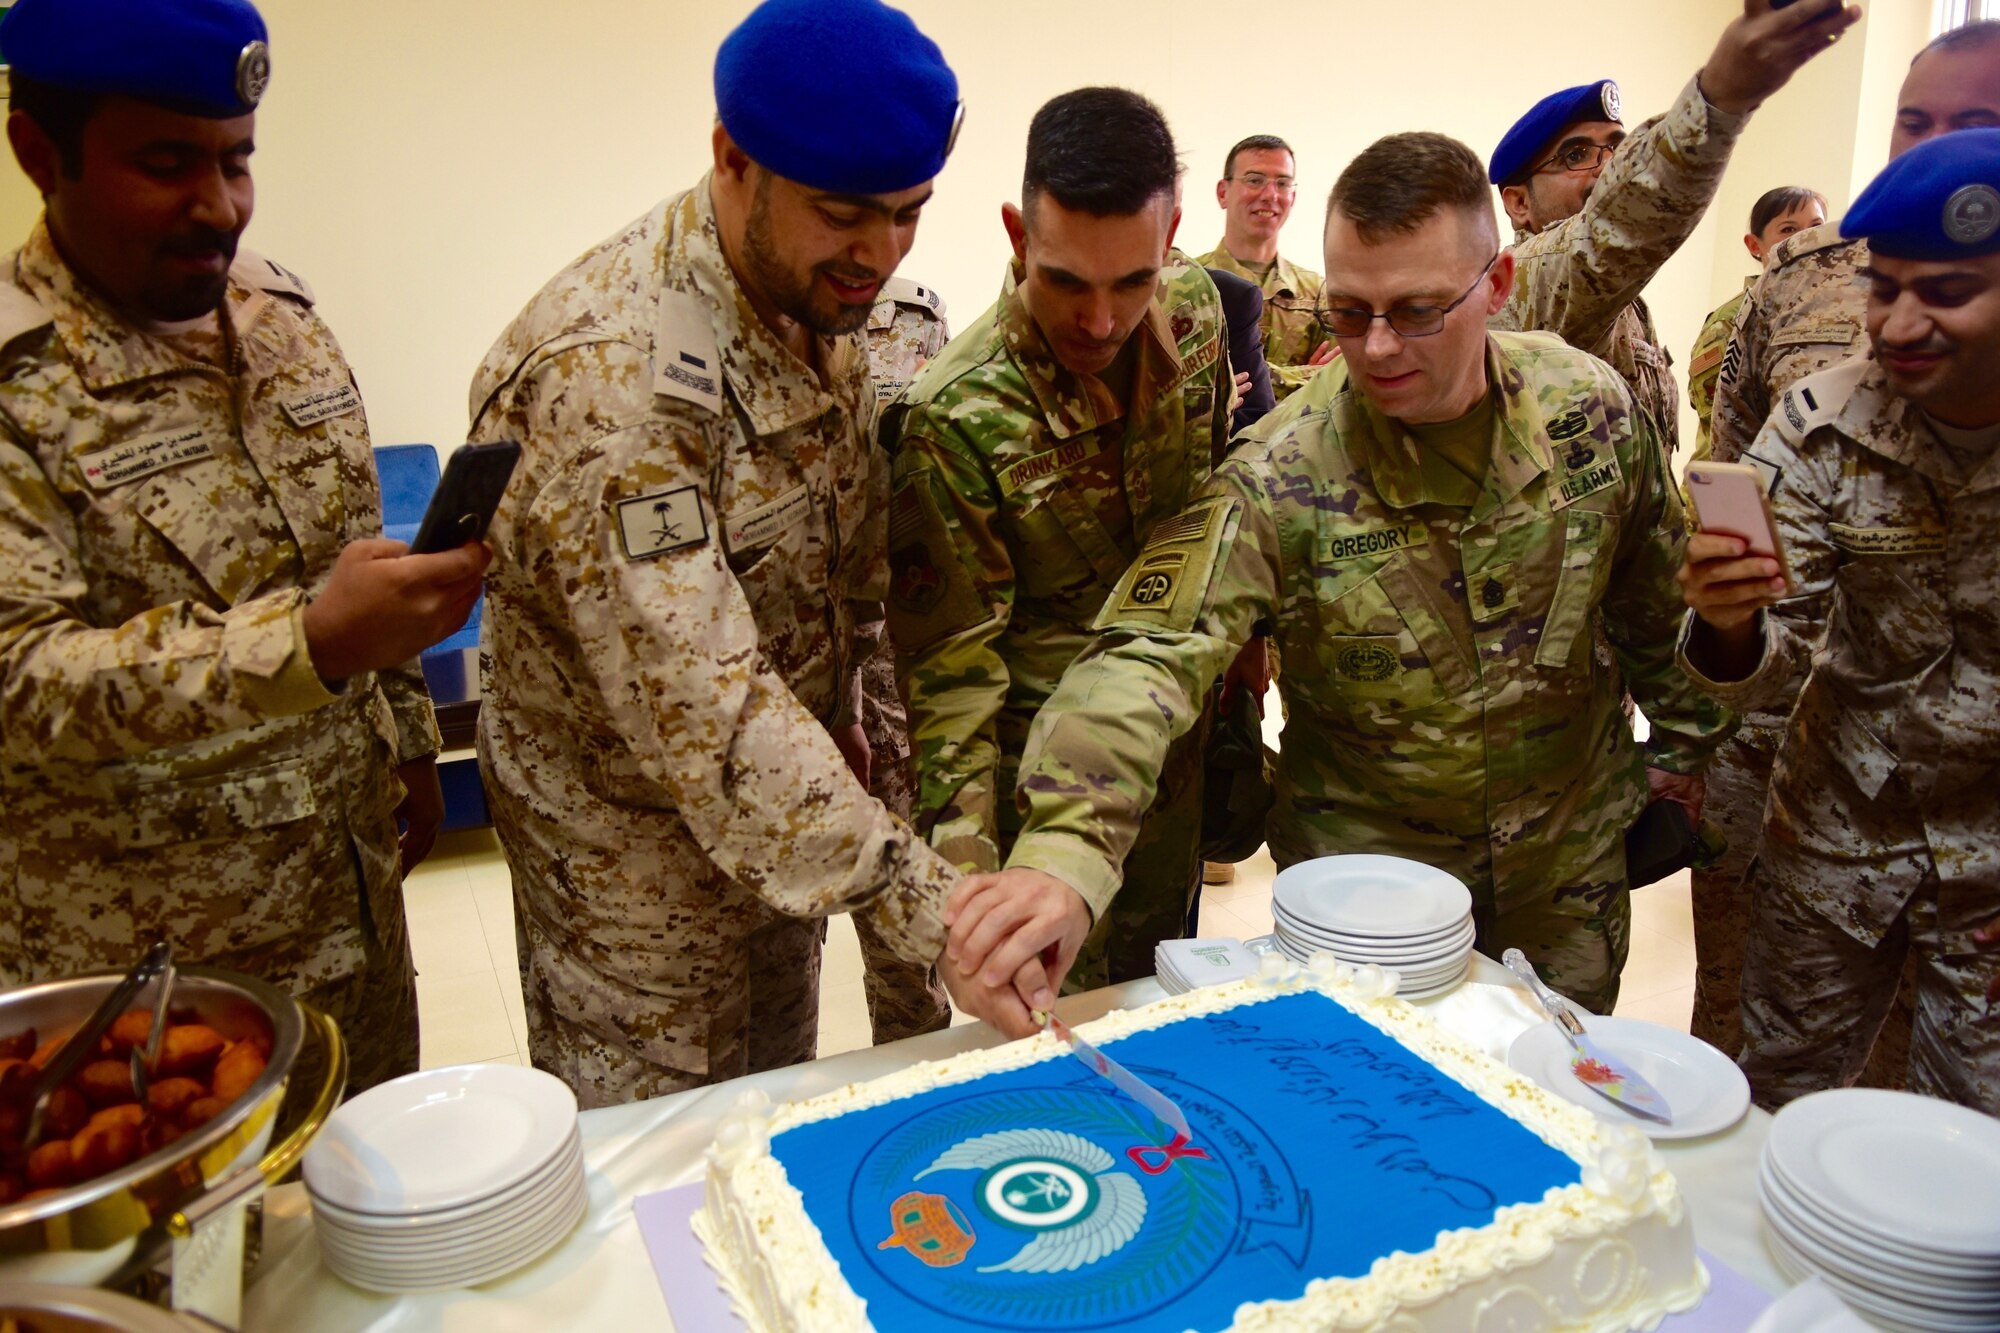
0;1284;216;1331
0;965;344;1286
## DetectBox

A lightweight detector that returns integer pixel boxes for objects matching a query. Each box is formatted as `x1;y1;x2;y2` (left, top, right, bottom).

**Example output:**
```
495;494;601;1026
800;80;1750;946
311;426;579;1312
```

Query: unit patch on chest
76;425;216;491
280;381;362;429
616;485;708;559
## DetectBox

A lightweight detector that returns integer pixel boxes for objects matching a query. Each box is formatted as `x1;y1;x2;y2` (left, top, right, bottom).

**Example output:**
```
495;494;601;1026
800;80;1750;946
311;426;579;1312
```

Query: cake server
1501;949;1672;1124
1034;1008;1192;1142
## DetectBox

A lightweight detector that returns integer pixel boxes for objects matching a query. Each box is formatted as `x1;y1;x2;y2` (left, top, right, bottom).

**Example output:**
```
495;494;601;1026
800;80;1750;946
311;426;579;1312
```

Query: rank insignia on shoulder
616;485;708;560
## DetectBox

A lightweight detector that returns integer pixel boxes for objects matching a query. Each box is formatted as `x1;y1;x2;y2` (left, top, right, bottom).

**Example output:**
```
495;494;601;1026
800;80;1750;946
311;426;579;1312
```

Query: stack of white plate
1271;854;1475;999
302;1064;587;1293
1759;1088;2000;1332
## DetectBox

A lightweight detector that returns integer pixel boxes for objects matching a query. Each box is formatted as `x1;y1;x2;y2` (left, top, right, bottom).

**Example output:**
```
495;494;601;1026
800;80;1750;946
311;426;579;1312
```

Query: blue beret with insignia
715;0;961;195
1489;80;1621;186
0;0;270;118
1842;127;2000;260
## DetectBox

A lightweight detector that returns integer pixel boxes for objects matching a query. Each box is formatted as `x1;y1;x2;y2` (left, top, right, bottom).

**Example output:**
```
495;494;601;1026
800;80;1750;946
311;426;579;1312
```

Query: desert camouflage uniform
1009;333;1733;1015
1494;76;1751;459
883;257;1231;990
1195;244;1323;401
0;222;433;1094
1686;278;1751;465
469;181;957;1109
1690;225;1908;1070
856;276;952;1045
1680;360;2000;1114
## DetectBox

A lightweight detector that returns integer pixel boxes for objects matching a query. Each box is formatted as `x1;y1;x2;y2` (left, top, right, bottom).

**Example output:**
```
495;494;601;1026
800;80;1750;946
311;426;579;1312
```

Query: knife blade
1034;1008;1191;1142
1501;949;1673;1124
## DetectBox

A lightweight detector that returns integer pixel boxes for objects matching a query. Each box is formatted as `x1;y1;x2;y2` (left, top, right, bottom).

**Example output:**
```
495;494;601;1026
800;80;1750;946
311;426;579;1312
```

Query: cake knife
1033;1008;1192;1143
1501;950;1673;1124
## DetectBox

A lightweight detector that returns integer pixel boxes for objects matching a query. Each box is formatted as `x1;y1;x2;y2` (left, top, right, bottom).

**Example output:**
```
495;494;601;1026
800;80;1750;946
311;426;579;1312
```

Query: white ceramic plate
1767;1088;2000;1258
1272;855;1472;938
303;1065;579;1215
1274;933;1470;979
1399;961;1472;1000
1271;900;1473;949
1761;1159;2000;1281
1506;1016;1749;1140
308;1129;582;1231
1765;1216;2000;1332
1760;1171;2000;1304
325;1174;587;1292
311;1153;583;1253
1273;912;1475;957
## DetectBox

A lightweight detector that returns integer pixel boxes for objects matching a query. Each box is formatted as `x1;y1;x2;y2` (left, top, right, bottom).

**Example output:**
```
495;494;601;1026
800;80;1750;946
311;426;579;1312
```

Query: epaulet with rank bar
1767;221;1858;272
879;275;946;319
1773;359;1868;444
231;249;316;305
0;278;52;354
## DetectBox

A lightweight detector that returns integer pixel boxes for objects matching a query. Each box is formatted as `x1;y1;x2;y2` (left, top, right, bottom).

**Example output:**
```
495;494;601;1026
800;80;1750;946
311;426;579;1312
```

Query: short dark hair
7;74;102;179
1915;17;2000;62
1328;131;1494;245
1223;134;1294;180
1749;185;1827;238
1023;87;1178;219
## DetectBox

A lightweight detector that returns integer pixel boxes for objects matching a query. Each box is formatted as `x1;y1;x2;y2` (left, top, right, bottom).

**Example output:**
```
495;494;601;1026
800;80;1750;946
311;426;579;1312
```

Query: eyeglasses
1230;172;1296;195
1533;141;1619;175
1315;254;1499;339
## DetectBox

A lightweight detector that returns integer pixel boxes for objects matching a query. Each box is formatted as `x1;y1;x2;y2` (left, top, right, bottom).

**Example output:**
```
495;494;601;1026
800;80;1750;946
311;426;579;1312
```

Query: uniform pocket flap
118;764;317;849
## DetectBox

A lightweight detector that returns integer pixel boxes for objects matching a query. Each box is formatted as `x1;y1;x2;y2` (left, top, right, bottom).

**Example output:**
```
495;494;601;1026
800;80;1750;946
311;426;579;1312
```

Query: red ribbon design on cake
1128;1133;1210;1175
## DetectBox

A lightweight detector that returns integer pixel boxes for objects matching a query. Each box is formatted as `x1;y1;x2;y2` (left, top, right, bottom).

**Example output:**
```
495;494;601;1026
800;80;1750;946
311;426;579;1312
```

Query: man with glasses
1491;0;1859;459
939;132;1729;1016
1197;135;1325;400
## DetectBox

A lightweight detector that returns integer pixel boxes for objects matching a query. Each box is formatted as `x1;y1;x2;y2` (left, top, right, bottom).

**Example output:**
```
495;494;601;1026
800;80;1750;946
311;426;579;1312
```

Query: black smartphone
409;441;521;555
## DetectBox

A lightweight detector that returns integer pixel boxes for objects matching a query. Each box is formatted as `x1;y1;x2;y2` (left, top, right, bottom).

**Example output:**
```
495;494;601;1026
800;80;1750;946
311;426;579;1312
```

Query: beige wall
0;0;1923;452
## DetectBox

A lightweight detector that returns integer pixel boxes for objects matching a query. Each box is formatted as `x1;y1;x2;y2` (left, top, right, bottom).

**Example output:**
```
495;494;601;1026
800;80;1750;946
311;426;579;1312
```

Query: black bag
1199;681;1276;863
1624;799;1699;889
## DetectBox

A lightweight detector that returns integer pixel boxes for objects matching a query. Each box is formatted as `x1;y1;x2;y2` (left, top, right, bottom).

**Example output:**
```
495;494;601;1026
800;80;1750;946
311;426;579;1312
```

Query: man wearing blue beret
468;0;1004;1108
1680;129;2000;1114
1490;0;1858;463
0;0;491;1095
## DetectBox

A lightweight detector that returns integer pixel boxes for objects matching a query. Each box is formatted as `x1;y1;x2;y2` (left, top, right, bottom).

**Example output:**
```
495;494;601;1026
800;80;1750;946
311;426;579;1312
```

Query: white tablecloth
242;957;1780;1330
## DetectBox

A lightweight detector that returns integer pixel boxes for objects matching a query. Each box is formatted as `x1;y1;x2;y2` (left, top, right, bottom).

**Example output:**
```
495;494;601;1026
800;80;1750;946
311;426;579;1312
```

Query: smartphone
1685;460;1791;586
409;441;521;555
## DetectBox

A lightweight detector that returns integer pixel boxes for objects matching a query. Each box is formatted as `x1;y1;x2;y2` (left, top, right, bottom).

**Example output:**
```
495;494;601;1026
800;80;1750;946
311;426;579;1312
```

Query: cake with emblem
696;956;1707;1332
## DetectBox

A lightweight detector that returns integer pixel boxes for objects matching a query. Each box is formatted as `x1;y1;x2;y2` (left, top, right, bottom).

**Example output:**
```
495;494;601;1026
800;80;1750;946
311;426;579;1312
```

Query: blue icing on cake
771;989;1580;1332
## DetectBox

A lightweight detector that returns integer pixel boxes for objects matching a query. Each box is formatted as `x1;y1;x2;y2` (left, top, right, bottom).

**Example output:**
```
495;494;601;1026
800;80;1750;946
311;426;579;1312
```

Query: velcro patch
1551;453;1623;510
1329;636;1402;682
884;474;986;649
1180;336;1220;380
995;437;1107;497
77;425;215;491
725;484;809;553
280;382;362;429
616;485;708;560
1095;497;1232;634
1830;523;1946;556
1319;521;1429;563
1546;408;1591;441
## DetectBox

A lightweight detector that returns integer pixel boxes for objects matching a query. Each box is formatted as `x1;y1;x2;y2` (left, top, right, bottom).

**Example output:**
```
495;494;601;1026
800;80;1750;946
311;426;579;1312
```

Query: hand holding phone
1686;461;1791;584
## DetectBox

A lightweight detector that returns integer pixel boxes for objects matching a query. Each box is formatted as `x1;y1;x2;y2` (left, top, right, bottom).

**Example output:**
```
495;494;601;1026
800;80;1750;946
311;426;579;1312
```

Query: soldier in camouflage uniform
1197;134;1325;401
0;0;491;1094
1695;26;1997;1063
1687;187;1827;466
856;275;952;1044
947;134;1732;1016
1679;130;2000;1112
885;88;1235;994
1489;0;1858;458
468;0;979;1108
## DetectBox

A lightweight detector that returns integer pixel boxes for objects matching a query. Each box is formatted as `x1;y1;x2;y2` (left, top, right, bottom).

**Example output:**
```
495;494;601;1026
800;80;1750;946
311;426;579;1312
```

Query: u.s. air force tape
1097;496;1233;633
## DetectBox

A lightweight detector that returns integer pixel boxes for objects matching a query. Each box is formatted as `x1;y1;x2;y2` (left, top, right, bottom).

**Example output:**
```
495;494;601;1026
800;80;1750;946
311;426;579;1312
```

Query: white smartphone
1685;460;1792;587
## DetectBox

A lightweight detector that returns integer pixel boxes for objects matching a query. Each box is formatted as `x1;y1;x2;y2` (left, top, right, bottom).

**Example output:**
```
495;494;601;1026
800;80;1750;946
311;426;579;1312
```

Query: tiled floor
404;815;1697;1071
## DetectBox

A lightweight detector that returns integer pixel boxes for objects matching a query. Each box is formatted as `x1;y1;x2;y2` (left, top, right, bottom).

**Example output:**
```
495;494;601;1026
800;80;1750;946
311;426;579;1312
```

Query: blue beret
1842;128;2000;261
1489;80;1622;186
0;0;269;118
715;0;960;195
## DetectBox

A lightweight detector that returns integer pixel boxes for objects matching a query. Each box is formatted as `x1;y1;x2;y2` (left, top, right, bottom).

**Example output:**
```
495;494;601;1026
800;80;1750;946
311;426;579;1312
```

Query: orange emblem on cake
876;1190;976;1267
